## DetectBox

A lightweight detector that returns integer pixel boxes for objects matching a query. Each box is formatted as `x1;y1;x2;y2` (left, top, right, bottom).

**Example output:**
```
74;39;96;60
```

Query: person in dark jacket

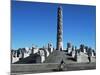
58;59;65;71
87;48;92;63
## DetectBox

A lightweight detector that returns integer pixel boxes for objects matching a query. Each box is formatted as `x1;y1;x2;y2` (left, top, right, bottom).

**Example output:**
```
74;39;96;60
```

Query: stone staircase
44;50;63;63
44;50;76;64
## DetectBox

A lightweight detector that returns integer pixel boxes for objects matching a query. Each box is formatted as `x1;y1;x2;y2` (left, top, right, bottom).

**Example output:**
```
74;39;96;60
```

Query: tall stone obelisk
56;6;63;51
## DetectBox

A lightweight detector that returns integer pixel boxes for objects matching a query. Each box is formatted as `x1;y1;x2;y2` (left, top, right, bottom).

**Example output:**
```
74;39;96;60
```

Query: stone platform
11;63;96;74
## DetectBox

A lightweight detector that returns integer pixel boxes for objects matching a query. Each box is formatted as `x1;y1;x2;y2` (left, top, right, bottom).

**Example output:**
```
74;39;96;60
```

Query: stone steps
44;50;75;64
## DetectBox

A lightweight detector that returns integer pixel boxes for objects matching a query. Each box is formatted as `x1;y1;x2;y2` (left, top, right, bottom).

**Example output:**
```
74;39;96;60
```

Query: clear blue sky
11;1;96;50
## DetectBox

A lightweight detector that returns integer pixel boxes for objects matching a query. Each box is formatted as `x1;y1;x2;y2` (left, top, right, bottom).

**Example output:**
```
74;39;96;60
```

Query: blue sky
11;1;96;50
